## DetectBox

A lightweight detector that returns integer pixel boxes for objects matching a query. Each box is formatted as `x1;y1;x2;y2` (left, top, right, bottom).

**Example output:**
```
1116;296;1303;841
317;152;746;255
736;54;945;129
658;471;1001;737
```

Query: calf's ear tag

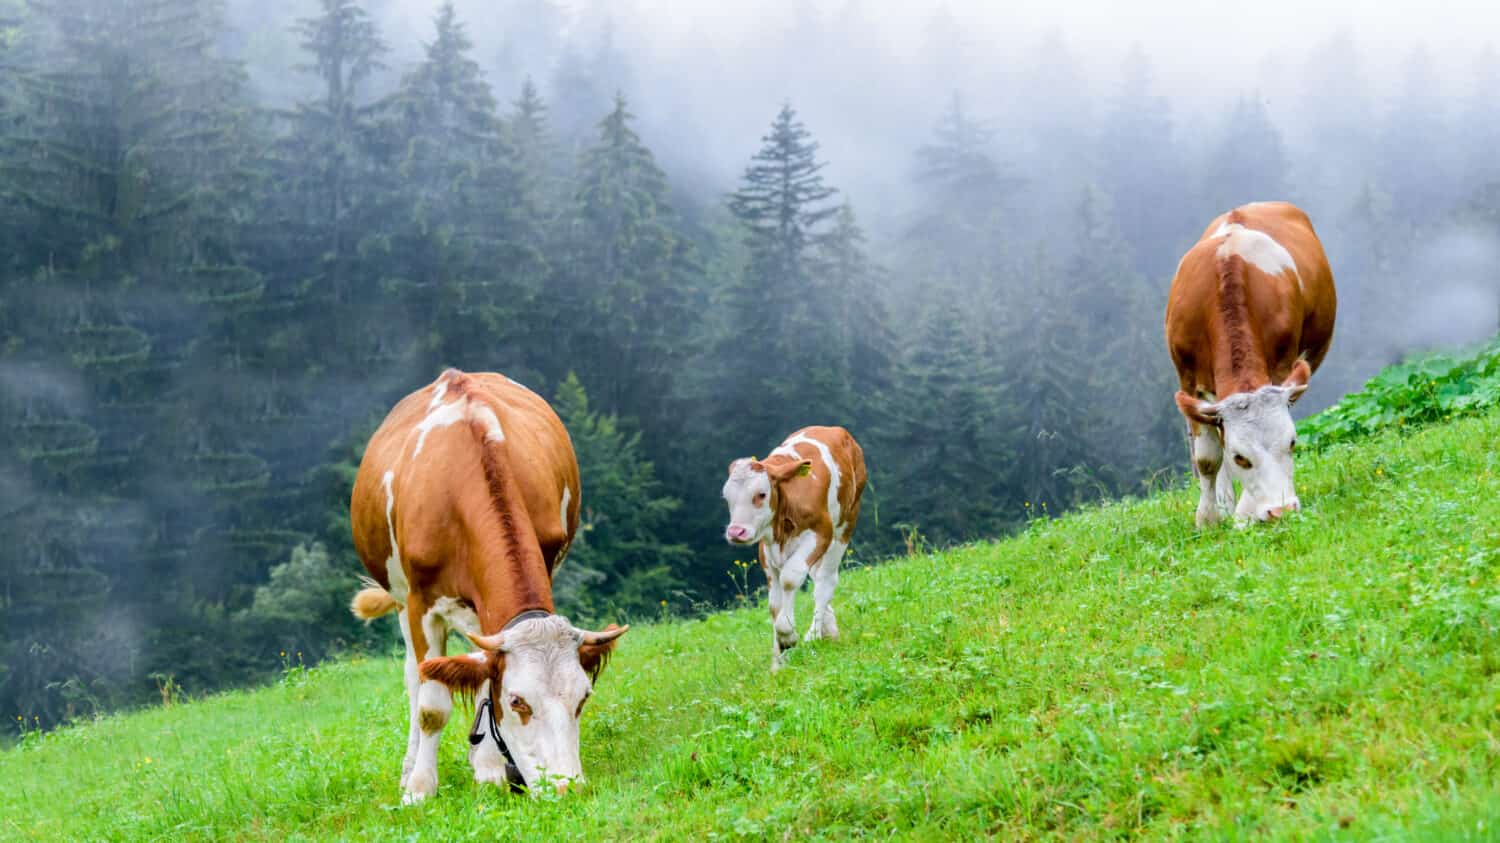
796;462;812;477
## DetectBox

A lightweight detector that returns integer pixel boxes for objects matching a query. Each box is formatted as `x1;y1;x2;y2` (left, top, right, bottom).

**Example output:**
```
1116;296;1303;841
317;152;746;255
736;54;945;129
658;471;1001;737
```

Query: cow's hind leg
398;612;421;790
403;605;452;805
806;539;846;642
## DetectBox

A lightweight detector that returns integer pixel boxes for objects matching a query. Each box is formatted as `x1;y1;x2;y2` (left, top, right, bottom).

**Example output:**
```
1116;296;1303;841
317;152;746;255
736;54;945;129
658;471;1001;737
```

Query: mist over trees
3;0;1498;730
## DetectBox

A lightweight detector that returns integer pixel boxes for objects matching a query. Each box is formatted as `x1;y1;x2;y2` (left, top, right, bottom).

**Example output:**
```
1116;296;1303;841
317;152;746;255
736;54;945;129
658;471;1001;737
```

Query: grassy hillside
4;408;1500;841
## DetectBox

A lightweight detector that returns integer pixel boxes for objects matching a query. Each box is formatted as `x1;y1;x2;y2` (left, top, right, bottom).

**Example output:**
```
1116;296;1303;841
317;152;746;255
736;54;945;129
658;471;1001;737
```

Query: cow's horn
578;624;629;645
467;631;506;651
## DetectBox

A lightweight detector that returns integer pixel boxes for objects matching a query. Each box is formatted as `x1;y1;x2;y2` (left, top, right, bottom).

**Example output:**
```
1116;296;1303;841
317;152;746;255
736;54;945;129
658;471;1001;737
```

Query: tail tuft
351;577;400;620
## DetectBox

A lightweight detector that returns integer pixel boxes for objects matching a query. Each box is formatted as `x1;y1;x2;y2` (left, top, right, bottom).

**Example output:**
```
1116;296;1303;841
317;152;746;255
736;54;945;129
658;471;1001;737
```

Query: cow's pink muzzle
1265;500;1301;520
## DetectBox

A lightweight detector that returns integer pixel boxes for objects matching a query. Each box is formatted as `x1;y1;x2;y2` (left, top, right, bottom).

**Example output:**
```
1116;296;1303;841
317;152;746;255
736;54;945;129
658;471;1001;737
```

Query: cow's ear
1175;391;1221;426
766;458;812;483
1282;359;1311;404
578;624;627;683
419;652;496;701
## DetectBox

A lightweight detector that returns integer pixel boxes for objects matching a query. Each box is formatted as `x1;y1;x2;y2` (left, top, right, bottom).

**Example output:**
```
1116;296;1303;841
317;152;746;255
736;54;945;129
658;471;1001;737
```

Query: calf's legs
806;540;846;642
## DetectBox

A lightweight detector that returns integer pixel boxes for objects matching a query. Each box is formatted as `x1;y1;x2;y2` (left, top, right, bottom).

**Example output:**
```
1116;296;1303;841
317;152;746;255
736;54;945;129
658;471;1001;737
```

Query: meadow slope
3;410;1499;841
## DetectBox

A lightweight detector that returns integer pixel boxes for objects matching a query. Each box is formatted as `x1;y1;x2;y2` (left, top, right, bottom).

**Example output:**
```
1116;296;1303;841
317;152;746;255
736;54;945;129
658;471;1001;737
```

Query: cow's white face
722;458;773;545
1218;388;1301;522
1178;363;1310;524
493;617;596;793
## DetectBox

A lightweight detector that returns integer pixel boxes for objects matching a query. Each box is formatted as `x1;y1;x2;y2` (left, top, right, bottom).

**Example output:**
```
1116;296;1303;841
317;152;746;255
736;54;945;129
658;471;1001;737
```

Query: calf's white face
722;458;773;545
1177;361;1310;523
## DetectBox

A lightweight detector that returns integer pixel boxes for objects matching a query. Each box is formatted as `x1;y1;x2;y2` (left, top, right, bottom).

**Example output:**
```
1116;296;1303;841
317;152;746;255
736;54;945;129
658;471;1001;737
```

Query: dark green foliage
241;543;380;660
875;280;1009;545
1300;338;1500;449
550;373;691;623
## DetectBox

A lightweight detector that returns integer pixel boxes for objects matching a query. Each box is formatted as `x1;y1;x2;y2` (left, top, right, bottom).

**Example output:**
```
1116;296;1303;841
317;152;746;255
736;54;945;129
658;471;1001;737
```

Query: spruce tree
715;103;841;444
903;93;1020;331
508;77;562;220
1065;187;1178;490
911;93;1020;257
554;93;690;424
1201;95;1290;212
816;202;894;428
876;281;1007;548
374;2;542;378
1099;46;1186;277
274;0;387;303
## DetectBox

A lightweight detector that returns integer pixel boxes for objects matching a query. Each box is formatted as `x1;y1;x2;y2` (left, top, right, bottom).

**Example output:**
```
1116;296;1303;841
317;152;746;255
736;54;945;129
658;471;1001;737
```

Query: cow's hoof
806;624;838;642
806;611;838;642
775;629;799;650
402;769;437;805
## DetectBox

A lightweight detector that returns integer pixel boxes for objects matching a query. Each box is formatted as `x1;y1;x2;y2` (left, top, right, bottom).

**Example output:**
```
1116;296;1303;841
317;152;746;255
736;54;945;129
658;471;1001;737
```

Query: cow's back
775;426;866;541
350;371;581;594
1167;202;1337;394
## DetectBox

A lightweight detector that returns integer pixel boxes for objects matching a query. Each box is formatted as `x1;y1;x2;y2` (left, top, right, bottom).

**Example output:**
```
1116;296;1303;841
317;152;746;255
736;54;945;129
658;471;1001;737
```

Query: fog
6;0;1499;730
289;0;1500;203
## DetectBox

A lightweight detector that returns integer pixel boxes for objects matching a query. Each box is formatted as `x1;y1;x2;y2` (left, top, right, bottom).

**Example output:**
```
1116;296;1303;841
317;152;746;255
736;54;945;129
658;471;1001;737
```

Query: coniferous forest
4;0;1499;730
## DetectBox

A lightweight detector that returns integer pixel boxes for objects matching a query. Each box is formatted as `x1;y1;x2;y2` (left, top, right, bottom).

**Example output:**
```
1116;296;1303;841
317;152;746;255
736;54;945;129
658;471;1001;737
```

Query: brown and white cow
1165;201;1337;526
722;426;866;671
349;369;627;803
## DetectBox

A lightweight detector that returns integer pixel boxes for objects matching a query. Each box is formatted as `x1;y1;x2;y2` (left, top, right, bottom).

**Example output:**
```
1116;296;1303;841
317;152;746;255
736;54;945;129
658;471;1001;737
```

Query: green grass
5;411;1500;841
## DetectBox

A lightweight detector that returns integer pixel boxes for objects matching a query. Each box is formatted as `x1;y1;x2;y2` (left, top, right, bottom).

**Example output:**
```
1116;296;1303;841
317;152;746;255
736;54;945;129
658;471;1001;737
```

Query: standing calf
722;426;866;671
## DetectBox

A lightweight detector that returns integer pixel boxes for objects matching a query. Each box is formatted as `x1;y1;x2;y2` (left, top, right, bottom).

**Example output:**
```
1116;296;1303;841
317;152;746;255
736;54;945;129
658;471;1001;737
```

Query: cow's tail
351;576;401;620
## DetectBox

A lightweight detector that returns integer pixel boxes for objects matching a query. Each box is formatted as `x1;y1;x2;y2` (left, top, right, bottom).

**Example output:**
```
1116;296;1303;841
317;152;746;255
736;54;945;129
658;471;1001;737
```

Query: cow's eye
510;695;533;724
1290;438;1297;452
1233;454;1252;469
575;692;591;719
753;492;767;505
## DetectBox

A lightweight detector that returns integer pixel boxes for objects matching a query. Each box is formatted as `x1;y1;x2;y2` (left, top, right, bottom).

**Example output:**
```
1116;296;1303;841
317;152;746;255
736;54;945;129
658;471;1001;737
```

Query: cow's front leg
806;538;845;642
770;532;819;671
402;605;450;805
1190;423;1229;527
764;553;791;670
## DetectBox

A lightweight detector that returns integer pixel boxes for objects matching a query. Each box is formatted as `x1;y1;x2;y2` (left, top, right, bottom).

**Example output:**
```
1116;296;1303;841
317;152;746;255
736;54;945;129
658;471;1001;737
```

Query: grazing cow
722;426;866;671
348;369;627;803
1165;201;1337;526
